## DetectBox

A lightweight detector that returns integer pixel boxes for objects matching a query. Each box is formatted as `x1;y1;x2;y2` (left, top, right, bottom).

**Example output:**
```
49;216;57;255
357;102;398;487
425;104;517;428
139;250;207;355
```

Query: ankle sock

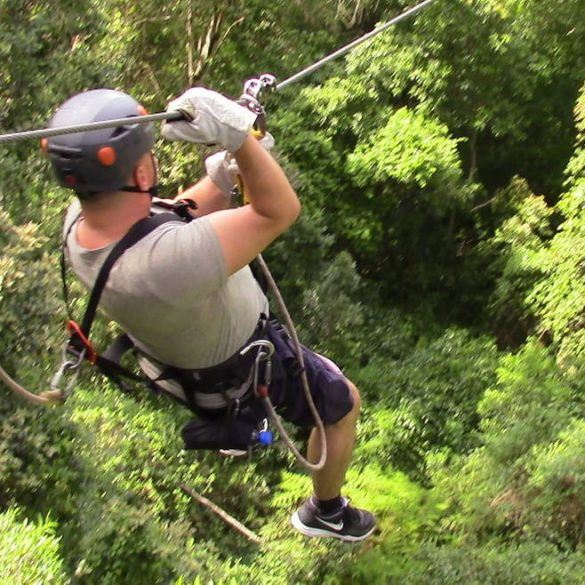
312;495;343;515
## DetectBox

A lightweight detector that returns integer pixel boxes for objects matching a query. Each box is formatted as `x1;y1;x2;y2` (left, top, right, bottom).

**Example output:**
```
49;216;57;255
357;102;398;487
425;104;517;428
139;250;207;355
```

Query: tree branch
471;197;497;213
186;1;195;86
180;484;263;544
143;62;163;96
182;0;246;86
336;0;380;28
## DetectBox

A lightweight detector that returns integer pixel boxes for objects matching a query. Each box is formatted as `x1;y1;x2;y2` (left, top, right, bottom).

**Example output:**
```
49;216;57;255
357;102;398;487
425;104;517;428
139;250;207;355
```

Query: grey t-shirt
63;201;269;370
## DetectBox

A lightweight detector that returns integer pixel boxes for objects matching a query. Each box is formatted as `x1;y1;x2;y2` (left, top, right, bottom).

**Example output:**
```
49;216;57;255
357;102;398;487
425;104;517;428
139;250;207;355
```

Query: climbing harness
0;0;439;470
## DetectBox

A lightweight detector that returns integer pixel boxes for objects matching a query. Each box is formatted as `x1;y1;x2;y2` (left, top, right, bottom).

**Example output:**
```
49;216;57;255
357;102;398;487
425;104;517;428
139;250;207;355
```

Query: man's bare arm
175;176;230;216
207;135;300;275
160;87;299;272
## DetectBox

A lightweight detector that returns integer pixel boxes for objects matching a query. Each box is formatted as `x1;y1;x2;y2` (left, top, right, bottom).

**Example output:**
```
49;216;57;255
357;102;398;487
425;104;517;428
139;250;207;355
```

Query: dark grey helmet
44;89;154;196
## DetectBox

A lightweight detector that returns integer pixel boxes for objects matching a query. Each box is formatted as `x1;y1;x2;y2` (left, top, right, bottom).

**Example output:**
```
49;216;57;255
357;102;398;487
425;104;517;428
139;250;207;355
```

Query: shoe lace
340;498;366;524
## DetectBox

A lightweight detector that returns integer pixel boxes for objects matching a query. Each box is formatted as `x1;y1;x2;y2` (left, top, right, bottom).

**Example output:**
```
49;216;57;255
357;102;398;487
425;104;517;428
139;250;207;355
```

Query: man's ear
133;161;150;191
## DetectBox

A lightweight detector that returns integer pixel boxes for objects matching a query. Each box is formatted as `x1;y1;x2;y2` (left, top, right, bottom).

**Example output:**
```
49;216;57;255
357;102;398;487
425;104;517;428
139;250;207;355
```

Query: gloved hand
205;133;275;198
161;87;257;153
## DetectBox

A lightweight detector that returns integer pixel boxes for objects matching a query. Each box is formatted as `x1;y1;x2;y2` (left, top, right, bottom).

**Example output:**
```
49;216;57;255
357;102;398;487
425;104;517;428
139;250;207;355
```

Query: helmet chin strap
120;185;160;197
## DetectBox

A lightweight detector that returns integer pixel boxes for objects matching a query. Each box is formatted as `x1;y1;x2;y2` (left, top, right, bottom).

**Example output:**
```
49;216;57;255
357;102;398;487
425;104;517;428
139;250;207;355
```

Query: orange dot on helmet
97;146;117;166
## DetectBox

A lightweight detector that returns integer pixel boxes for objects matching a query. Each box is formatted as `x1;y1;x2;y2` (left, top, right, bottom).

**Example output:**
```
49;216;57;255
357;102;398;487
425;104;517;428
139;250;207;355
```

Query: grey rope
257;254;328;471
0;364;65;405
0;0;437;145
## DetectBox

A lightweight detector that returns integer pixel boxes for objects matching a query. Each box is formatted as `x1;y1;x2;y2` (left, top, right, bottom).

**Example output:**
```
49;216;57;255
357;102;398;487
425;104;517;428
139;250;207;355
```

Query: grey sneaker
291;497;376;542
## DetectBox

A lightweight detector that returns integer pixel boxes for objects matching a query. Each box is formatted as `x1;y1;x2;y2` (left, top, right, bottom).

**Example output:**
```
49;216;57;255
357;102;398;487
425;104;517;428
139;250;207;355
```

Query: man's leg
308;380;361;499
291;379;376;541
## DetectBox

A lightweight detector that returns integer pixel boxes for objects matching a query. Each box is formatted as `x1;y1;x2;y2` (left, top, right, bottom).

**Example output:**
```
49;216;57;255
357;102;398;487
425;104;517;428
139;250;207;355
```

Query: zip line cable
0;112;183;145
276;0;436;91
0;0;437;145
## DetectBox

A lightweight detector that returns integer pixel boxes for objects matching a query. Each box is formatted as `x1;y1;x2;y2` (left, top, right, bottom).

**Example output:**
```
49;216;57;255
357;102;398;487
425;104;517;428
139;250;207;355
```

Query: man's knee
319;378;361;430
346;379;362;414
330;379;361;427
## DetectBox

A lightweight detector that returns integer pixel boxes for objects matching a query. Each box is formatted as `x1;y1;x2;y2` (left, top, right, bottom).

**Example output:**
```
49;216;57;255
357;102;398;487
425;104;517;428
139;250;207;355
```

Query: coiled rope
256;255;328;471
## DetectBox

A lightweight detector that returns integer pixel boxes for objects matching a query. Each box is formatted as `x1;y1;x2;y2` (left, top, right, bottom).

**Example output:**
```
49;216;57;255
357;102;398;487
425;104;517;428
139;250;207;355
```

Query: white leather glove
161;87;257;153
205;133;275;198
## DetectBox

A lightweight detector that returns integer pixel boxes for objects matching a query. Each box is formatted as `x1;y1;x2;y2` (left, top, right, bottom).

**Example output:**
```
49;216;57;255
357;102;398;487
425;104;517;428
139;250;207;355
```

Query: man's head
43;89;155;199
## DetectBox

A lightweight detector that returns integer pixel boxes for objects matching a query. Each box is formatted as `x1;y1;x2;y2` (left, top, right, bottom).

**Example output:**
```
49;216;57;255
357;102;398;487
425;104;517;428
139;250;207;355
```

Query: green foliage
397;540;585;585
355;328;499;480
0;206;64;385
526;419;585;545
60;386;256;582
523;84;585;369
339;538;585;585
262;206;366;362
482;85;585;365
274;0;584;316
263;208;336;308
297;250;364;360
478;342;577;463
434;341;585;545
565;82;585;184
527;185;585;370
481;177;553;345
0;508;67;584
0;400;80;515
1;1;585;582
348;107;463;194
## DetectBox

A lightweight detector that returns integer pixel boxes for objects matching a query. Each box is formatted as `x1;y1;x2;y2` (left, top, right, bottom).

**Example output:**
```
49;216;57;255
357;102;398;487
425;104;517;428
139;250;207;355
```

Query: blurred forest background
1;0;584;582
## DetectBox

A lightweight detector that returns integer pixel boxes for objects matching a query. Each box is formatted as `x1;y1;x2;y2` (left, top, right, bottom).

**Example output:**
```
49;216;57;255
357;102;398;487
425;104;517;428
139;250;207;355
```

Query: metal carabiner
50;344;86;397
241;339;275;397
240;339;275;358
243;74;277;103
240;73;278;137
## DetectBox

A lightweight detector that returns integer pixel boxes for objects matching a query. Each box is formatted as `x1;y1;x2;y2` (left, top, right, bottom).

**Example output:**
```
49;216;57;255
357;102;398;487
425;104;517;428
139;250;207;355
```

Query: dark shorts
264;319;354;428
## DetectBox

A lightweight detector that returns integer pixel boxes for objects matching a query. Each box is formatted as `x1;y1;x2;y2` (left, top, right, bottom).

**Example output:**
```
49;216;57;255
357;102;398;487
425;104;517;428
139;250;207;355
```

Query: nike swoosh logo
318;518;344;531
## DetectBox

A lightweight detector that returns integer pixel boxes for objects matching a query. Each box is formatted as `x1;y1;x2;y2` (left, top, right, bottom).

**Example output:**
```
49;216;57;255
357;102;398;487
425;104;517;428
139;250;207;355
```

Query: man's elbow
290;197;302;224
282;196;301;230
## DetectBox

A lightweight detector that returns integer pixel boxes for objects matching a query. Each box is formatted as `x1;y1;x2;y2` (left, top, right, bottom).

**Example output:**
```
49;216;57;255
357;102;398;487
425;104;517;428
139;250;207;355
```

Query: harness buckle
66;320;97;364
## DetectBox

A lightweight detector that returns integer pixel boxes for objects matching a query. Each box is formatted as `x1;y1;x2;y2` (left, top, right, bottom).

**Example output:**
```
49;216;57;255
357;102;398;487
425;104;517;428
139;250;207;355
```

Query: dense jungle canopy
1;0;584;582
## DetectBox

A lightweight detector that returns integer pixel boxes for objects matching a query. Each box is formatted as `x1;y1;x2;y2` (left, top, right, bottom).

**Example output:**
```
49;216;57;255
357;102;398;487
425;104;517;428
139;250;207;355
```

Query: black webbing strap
61;211;83;321
78;212;179;339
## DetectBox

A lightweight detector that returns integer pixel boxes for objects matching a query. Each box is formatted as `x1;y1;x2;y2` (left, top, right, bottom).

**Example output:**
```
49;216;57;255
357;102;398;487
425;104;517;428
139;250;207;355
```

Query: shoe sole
290;512;375;542
219;449;248;457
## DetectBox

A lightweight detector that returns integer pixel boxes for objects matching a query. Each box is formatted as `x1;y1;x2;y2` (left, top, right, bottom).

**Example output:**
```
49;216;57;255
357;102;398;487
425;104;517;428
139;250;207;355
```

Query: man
46;87;375;542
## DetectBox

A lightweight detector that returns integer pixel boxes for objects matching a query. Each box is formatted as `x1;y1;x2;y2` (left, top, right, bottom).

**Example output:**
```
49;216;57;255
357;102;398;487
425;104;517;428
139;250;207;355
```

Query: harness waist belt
136;314;268;413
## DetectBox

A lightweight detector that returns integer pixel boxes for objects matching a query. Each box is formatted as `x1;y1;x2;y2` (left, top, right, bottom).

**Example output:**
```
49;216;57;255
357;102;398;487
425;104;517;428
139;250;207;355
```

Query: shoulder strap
61;210;83;320
79;212;180;339
61;206;196;400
